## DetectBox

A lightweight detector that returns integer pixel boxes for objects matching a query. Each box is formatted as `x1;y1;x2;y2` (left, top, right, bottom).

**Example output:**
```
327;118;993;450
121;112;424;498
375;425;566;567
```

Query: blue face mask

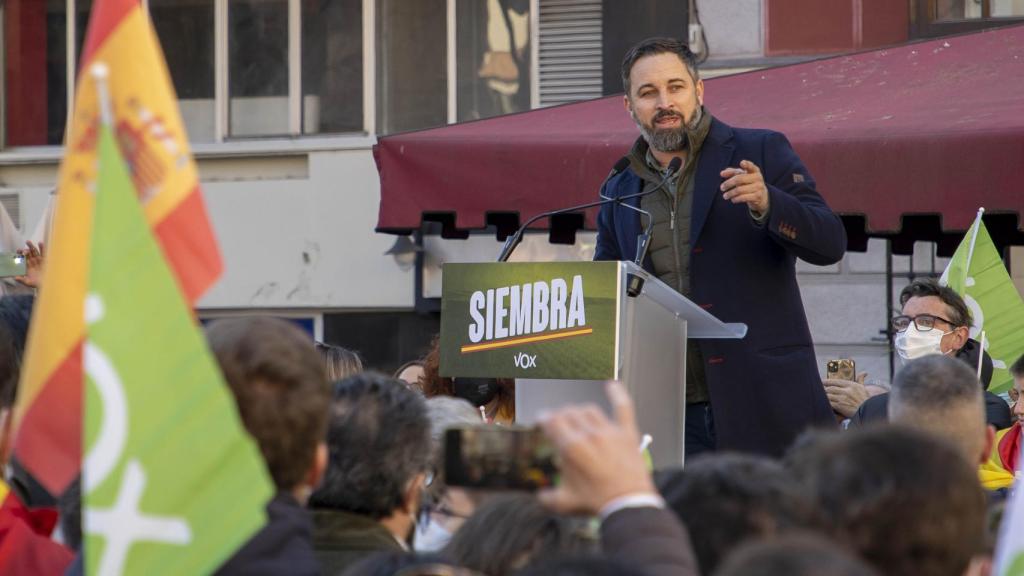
412;516;452;552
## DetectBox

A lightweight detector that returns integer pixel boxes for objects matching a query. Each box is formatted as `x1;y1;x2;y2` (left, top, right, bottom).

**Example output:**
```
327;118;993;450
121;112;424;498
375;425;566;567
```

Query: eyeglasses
890;314;956;333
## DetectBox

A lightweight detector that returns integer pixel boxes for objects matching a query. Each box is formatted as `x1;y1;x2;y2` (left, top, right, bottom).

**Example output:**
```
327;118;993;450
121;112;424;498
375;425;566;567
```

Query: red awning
375;25;1024;254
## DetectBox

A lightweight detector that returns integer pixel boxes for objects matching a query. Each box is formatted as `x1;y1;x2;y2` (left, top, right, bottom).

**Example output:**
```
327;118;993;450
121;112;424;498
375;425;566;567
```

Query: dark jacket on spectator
216;492;320;575
312;509;405;575
600;507;699;576
850;391;1011;430
850;339;1011;430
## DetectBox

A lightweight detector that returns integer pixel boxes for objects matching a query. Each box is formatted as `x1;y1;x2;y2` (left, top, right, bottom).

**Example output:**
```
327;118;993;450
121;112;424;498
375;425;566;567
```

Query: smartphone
826;358;856;381
443;425;557;491
0;253;26;278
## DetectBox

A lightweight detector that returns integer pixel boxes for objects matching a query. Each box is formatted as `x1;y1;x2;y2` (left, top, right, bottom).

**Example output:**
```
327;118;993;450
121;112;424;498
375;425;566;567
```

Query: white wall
696;0;764;61
0;144;416;312
198;146;414;309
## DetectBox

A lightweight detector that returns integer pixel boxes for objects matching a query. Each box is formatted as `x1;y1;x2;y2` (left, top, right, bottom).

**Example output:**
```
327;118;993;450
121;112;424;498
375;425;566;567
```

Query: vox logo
513;352;537;369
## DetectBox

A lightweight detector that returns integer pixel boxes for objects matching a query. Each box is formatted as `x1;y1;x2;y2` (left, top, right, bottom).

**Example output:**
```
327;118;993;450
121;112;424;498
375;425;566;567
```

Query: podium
439;260;746;468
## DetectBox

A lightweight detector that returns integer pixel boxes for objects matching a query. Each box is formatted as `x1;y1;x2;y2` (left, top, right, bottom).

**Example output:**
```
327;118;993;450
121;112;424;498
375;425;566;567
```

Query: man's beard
632;106;702;153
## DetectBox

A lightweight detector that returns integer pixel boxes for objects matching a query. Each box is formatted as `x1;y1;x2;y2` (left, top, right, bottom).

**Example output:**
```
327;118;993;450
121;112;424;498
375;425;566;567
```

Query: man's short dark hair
891;354;981;409
445;493;592;575
716;533;879;576
786;426;986;576
899;278;972;328
308;372;432;519
0;295;33;409
656;453;809;575
206;316;330;492
889;355;986;462
620;37;699;96
1011;353;1024;378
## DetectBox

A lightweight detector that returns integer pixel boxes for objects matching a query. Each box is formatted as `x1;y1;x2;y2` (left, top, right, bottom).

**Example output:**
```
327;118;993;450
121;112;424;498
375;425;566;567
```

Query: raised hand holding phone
537;381;657;515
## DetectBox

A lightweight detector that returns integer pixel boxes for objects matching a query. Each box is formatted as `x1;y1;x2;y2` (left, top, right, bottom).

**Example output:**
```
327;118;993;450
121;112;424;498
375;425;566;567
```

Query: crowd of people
1;272;1023;575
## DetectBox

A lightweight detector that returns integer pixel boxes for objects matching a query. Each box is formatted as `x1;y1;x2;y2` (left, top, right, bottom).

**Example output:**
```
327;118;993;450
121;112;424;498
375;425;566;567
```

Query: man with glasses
845;278;1012;429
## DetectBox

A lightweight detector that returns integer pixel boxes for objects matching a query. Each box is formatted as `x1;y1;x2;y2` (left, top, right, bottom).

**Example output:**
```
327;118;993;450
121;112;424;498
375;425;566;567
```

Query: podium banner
440;261;619;379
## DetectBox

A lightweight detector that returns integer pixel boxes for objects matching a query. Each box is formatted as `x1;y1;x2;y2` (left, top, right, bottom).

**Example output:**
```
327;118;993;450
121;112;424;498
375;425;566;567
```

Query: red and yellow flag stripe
13;0;222;495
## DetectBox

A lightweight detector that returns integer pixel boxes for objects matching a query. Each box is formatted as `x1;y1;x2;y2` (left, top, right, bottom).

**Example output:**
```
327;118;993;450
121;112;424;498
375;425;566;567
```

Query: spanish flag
13;0;222;496
0;480;73;574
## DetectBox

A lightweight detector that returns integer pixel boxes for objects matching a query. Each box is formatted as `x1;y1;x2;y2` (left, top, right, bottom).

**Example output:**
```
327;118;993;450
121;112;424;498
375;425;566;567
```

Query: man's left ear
696;79;705;106
956;325;971;348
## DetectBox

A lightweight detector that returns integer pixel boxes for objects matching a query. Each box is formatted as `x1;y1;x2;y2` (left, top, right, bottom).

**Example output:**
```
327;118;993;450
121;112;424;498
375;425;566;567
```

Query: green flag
941;210;1024;393
82;123;273;574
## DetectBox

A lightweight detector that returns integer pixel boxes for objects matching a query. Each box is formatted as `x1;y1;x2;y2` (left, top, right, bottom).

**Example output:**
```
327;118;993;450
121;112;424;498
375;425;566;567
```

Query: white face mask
412;516;452;552
895;324;951;361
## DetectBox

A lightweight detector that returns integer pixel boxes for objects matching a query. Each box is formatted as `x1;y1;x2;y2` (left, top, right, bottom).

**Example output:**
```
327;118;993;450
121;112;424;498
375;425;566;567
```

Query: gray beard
633;107;703;153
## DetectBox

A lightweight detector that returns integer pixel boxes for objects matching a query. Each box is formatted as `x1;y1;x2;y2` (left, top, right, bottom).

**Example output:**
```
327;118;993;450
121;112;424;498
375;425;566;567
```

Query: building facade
1;0;1021;374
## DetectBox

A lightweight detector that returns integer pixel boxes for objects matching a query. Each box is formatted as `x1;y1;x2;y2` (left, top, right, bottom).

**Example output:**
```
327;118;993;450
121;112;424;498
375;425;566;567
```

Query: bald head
888;354;988;464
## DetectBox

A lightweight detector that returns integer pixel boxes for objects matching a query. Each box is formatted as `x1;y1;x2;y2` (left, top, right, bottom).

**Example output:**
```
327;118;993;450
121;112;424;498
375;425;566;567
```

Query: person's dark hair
0;294;34;408
621;37;699;96
516;554;650;576
419;335;515;421
309;372;432;518
206;316;330;491
715;533;880;576
656;453;809;575
443;494;594;576
340;552;477;576
899;278;972;328
315;341;363;381
891;353;981;409
786;425;987;576
889;354;986;461
1011;353;1024;378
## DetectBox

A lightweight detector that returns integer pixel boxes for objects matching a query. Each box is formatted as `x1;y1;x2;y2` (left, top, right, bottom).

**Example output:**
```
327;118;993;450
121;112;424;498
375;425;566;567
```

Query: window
912;0;1024;38
2;0;542;147
2;0;366;147
935;0;1024;19
302;0;363;134
229;0;290;136
3;0;90;146
151;0;215;141
375;0;533;134
456;0;532;122
375;0;447;135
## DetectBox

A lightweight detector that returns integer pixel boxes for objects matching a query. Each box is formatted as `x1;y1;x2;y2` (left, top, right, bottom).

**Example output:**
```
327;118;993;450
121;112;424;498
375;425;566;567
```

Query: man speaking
595;38;847;457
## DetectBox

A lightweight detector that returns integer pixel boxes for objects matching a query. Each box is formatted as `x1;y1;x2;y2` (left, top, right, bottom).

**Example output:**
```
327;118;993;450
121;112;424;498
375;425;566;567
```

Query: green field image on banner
440;261;619;380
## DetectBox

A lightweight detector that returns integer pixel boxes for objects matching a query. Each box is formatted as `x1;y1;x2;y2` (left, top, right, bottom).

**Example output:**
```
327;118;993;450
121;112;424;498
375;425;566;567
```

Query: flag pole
964;207;985;274
92;63;113;128
978;330;986;380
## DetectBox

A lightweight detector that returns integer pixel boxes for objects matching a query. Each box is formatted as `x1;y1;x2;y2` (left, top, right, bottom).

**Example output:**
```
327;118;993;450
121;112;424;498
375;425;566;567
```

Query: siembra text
468;275;587;343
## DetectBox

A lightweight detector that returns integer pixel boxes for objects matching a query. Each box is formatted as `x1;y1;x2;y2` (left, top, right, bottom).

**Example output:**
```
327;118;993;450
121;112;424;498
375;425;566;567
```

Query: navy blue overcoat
595;117;847;456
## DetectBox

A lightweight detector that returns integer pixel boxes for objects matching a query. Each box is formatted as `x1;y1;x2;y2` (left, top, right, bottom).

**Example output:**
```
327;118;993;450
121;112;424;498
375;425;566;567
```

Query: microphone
496;155;628;262
497;156;681;264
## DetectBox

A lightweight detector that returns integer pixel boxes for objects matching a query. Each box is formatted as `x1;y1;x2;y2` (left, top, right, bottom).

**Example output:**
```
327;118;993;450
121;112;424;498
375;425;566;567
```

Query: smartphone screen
444;425;557;491
0;253;26;278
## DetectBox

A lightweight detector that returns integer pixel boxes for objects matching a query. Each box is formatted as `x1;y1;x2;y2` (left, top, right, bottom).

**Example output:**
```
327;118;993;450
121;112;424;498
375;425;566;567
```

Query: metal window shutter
538;0;603;107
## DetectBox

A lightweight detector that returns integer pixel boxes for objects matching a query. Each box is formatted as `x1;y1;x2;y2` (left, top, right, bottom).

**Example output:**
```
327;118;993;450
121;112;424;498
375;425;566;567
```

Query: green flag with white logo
82;122;273;574
940;209;1024;393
